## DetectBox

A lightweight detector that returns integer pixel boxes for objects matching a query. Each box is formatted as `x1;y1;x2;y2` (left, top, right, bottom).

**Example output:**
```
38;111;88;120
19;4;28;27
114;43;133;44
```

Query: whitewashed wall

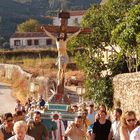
10;37;55;49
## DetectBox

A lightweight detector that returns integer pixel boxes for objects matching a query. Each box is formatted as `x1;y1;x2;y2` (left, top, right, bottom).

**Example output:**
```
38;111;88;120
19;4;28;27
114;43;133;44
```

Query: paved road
0;83;16;115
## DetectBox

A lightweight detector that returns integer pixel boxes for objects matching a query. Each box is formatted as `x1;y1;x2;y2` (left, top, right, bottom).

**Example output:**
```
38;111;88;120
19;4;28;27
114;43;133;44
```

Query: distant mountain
0;0;101;39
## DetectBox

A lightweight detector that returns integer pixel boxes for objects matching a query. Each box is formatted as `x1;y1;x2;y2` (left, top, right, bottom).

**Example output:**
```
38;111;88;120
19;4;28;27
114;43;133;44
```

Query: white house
53;10;86;26
10;32;56;49
10;10;86;49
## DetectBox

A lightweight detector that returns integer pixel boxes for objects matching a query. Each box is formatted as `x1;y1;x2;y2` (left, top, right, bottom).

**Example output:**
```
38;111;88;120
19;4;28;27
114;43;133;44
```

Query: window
34;39;39;45
73;18;79;26
27;40;32;46
75;18;78;23
14;40;20;46
46;39;52;45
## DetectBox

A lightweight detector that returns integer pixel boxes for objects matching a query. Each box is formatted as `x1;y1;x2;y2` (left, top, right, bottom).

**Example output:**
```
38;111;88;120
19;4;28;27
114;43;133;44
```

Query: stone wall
113;72;140;119
0;64;31;80
0;64;77;103
0;64;49;100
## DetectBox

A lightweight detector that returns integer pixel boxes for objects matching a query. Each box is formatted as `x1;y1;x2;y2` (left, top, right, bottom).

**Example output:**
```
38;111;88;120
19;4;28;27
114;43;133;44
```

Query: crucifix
40;10;91;104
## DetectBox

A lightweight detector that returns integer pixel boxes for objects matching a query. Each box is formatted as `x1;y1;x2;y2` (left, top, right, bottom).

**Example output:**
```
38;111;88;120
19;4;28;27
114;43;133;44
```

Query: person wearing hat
52;112;65;140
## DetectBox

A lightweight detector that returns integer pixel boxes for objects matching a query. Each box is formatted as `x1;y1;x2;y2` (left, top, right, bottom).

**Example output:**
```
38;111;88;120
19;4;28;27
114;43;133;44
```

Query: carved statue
41;26;82;85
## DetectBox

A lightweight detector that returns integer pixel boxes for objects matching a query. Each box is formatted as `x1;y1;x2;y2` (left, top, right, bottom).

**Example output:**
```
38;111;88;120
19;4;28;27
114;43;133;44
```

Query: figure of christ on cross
40;11;91;103
41;26;82;86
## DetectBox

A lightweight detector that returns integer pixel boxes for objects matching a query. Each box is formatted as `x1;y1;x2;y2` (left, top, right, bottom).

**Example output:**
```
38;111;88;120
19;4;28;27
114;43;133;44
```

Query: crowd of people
0;97;140;140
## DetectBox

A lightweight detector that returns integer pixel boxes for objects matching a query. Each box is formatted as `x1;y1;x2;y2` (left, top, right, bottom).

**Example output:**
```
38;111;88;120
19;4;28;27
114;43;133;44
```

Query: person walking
8;120;34;140
27;111;49;140
130;126;140;140
65;115;86;140
109;108;122;140
120;111;136;140
0;113;14;140
52;112;65;140
87;104;97;125
89;110;111;140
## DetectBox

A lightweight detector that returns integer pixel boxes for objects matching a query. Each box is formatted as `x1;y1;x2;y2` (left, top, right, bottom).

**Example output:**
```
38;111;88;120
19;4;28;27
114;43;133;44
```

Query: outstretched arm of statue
66;28;82;42
41;26;56;41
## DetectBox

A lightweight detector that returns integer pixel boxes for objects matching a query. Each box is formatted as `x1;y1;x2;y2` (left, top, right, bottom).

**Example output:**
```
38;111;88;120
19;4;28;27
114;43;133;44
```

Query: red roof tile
11;32;48;38
53;10;86;18
69;10;86;16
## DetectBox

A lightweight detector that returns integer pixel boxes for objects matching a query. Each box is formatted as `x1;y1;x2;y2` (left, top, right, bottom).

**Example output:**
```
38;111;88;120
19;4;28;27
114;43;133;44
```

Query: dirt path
0;83;16;115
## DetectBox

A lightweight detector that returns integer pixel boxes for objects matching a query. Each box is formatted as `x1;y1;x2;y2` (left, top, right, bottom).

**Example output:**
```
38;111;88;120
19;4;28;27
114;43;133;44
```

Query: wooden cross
39;11;91;104
39;11;91;35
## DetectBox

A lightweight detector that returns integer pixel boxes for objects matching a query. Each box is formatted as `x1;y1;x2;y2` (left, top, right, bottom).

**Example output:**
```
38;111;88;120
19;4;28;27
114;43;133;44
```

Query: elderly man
8;120;34;140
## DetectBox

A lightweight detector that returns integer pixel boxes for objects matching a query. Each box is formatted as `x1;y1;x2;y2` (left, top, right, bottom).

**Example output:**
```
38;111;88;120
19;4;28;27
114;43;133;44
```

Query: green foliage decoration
111;4;140;72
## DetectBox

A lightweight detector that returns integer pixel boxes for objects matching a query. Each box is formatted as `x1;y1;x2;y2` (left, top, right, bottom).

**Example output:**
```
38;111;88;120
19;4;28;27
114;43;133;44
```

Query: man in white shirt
109;108;122;140
130;126;140;140
52;112;65;140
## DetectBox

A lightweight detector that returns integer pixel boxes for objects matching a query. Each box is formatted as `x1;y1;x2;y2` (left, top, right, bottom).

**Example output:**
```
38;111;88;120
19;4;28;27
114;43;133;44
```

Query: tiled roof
11;32;48;38
69;10;86;16
53;10;86;18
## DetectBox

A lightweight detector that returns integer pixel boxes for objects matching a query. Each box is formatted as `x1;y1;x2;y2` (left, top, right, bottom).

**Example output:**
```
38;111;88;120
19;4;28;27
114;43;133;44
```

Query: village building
10;11;85;50
53;10;85;26
9;10;120;64
10;32;55;49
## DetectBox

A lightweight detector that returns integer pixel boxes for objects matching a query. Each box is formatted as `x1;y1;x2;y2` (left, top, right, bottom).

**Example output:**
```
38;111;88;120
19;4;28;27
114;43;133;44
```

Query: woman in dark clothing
90;110;111;140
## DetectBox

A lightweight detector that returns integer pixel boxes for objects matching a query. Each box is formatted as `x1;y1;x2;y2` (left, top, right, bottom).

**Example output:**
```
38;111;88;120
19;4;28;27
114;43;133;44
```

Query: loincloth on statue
56;55;69;66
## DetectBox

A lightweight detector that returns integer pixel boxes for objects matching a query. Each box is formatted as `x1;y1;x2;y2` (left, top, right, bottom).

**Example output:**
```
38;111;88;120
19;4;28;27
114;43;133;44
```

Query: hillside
0;0;101;40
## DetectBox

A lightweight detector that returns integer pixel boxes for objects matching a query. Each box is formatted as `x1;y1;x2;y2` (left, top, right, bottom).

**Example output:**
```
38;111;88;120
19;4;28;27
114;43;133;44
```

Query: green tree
17;19;39;32
2;42;10;49
0;37;5;47
69;0;135;108
111;4;140;72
